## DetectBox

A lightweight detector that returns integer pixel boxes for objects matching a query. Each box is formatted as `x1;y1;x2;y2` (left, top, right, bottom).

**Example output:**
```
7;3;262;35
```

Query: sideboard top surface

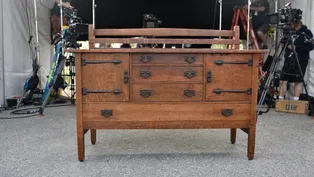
66;48;268;54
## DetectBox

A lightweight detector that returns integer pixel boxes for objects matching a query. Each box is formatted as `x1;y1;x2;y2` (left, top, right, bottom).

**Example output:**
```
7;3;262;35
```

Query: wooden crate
275;100;309;114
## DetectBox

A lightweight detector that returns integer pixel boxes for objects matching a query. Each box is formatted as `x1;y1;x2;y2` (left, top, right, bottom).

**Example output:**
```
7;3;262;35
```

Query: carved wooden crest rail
66;24;267;162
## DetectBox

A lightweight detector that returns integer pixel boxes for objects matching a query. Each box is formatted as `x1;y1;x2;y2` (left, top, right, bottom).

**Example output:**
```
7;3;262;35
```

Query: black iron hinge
82;59;122;66
82;88;122;95
213;88;252;95
214;59;253;66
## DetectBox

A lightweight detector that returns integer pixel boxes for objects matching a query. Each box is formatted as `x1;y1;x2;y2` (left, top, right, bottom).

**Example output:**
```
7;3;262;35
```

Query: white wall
0;0;4;106
0;0;53;104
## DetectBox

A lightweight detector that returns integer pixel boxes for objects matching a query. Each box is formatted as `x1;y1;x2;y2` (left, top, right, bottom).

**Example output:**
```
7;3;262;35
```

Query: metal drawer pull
213;88;252;95
101;110;113;118
214;59;252;66
82;59;122;66
140;56;152;63
140;71;152;79
184;90;196;97
184;71;196;79
82;88;122;95
222;109;233;117
184;56;196;64
124;72;129;84
207;71;212;83
140;90;152;98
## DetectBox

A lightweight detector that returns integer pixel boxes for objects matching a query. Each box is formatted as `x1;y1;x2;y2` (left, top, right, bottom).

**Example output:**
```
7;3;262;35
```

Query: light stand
93;0;96;29
33;0;40;78
60;0;64;38
247;0;251;49
16;0;41;108
219;0;222;31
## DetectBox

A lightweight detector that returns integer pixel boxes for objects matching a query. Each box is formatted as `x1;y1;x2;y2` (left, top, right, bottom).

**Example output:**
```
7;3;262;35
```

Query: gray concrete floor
0;106;314;177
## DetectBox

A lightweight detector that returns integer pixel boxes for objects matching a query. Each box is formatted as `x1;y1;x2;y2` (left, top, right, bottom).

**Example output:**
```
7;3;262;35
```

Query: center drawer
82;103;251;122
132;84;203;102
132;54;203;65
132;66;203;83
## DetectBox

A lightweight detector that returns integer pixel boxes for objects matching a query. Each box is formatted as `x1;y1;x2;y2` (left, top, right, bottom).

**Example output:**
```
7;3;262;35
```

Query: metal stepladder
229;6;266;85
230;6;260;49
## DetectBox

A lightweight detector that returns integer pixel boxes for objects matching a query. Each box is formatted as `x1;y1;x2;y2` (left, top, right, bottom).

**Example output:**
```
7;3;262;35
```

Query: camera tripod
257;32;314;116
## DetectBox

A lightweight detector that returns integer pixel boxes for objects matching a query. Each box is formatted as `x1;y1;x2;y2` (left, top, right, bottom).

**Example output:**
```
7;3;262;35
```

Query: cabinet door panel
81;53;129;102
206;54;253;102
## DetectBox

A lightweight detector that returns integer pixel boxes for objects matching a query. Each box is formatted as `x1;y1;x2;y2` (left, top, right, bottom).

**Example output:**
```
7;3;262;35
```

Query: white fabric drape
0;0;314;104
0;0;53;104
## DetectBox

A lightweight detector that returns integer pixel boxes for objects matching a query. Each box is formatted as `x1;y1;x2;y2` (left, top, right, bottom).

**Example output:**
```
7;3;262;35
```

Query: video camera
267;3;303;26
266;3;303;43
62;7;88;49
142;14;162;28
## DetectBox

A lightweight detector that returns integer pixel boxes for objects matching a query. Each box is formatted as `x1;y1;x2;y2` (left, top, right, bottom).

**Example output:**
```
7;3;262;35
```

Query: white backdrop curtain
0;0;53;105
0;0;314;105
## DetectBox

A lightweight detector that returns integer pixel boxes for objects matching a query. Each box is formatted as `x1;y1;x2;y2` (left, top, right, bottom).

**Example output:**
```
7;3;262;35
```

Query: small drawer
82;103;251;122
132;54;203;65
132;84;203;102
132;66;203;83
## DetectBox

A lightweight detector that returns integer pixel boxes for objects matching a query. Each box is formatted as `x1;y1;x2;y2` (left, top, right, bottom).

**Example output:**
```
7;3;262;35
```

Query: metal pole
247;0;251;49
93;0;96;28
219;0;222;31
0;0;5;106
33;0;40;84
274;0;279;47
33;0;39;64
60;0;63;35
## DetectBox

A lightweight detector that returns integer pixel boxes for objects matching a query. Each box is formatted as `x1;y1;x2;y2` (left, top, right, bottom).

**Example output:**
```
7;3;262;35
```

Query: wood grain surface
205;54;253;102
132;66;203;83
82;103;251;122
132;54;203;65
66;48;269;54
132;84;203;102
81;53;130;102
94;28;235;37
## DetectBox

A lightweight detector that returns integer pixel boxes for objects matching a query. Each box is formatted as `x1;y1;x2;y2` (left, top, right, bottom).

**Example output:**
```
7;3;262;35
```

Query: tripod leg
39;58;66;115
16;91;27;108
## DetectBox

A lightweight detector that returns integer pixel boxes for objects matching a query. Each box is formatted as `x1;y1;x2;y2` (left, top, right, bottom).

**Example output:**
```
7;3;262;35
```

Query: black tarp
71;0;247;31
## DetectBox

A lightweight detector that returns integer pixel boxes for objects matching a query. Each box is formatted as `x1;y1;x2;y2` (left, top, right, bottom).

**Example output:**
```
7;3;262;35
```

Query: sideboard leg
77;128;85;162
231;128;236;144
91;129;96;145
247;126;256;160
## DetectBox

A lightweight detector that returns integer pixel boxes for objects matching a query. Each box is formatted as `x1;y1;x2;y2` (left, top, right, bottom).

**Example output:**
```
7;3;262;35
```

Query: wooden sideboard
67;25;267;161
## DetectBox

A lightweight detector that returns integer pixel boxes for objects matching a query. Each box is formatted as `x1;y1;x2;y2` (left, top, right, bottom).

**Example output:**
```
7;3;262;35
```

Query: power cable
0;102;74;119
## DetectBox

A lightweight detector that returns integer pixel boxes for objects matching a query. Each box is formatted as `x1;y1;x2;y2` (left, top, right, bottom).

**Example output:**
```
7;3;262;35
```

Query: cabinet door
205;54;253;102
81;53;129;102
